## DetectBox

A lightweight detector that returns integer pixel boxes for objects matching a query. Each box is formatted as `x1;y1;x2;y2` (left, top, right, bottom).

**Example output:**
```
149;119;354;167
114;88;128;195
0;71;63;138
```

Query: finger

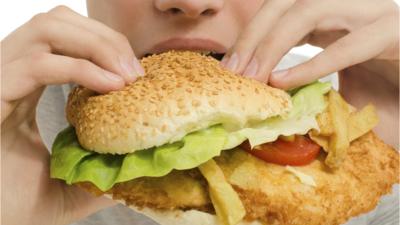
221;0;296;73
2;53;125;101
269;16;396;90
243;1;322;82
29;14;138;83
47;6;144;76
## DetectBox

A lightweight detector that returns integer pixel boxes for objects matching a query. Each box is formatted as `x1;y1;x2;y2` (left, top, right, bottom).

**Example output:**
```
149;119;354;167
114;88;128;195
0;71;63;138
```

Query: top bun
66;51;291;154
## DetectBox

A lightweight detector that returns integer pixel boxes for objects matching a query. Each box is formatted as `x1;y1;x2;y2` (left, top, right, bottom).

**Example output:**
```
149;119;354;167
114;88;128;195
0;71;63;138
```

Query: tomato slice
240;135;321;166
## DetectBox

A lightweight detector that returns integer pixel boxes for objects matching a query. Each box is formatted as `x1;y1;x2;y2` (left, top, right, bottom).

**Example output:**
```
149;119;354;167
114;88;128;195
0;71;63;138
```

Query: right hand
1;5;143;225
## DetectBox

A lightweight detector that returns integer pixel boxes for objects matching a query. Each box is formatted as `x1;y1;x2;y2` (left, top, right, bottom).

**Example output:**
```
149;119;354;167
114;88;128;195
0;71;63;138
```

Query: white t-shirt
36;54;399;225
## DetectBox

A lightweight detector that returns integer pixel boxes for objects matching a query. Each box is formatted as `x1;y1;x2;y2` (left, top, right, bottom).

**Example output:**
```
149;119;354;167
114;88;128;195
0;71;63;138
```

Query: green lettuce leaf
51;126;229;191
116;126;228;183
228;81;331;147
51;82;331;191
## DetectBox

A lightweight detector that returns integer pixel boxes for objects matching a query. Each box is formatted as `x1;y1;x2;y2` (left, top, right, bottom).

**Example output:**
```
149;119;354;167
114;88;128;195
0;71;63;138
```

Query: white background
1;2;398;225
1;1;399;57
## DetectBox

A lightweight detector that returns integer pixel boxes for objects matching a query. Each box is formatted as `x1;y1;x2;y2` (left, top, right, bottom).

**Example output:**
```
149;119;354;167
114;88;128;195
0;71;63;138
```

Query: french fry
315;109;334;136
199;159;246;225
309;96;333;152
309;131;329;152
309;91;379;169
348;104;379;141
325;90;350;169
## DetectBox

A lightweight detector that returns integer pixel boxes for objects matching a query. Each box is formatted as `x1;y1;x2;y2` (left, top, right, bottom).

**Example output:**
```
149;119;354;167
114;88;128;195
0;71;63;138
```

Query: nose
154;0;223;18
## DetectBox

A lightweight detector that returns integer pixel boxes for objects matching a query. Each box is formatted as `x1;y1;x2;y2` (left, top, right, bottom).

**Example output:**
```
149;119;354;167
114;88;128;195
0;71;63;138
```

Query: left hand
221;0;399;90
222;0;399;147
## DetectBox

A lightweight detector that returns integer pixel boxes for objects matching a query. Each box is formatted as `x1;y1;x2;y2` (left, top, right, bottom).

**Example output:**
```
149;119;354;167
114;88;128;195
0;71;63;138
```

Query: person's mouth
144;38;227;60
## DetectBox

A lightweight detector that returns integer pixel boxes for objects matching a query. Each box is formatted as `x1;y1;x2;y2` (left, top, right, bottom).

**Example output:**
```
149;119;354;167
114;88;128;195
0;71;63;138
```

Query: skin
1;1;398;225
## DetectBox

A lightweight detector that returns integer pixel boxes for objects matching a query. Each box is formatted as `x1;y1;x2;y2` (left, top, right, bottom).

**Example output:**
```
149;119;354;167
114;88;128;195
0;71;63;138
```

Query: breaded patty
79;132;399;225
78;169;213;212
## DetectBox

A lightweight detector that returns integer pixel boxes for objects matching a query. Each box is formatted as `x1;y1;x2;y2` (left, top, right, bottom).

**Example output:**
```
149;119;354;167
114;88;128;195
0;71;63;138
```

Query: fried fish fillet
79;132;399;225
216;132;398;224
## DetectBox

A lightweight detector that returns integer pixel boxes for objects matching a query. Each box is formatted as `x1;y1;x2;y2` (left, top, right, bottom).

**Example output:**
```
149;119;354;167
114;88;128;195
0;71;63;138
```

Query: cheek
230;0;265;27
111;0;150;18
87;0;151;31
87;0;154;52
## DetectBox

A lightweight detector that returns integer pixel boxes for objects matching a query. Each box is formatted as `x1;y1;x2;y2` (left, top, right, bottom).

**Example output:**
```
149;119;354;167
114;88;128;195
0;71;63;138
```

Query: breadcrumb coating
79;132;399;225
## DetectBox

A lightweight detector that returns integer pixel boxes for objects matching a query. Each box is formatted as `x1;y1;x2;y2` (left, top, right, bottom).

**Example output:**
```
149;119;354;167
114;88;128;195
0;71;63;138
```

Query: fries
348;104;379;141
325;91;350;168
309;90;379;169
199;159;246;225
309;132;329;152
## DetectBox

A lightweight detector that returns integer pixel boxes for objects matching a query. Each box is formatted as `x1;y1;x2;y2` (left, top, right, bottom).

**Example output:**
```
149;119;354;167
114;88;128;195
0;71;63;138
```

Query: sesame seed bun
66;51;291;154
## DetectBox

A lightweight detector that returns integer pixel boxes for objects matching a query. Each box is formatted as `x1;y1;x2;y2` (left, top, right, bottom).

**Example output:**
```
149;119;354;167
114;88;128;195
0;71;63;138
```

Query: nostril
155;0;223;18
163;7;215;17
201;9;215;16
169;7;182;14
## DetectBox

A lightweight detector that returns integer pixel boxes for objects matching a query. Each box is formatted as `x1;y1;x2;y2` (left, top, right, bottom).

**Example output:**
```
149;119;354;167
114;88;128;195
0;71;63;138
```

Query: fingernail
133;58;145;77
104;71;124;83
243;58;258;77
225;53;239;72
119;58;137;81
271;69;289;79
220;55;229;67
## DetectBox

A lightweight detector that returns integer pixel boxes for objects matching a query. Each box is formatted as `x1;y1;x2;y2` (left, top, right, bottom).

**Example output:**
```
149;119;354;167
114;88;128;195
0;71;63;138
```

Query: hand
222;0;399;90
1;6;143;225
222;0;399;147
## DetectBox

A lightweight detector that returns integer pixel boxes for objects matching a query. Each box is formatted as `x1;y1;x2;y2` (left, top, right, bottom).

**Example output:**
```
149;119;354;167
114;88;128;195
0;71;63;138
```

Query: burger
50;51;399;225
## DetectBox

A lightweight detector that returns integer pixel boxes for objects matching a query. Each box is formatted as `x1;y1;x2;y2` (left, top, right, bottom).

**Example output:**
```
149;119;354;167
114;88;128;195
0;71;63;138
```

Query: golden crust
67;51;291;154
79;132;399;225
216;132;399;225
77;169;212;212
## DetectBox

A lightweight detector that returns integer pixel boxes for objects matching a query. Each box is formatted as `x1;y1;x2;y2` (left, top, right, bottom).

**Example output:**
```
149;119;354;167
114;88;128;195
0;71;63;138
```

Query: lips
146;38;227;60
